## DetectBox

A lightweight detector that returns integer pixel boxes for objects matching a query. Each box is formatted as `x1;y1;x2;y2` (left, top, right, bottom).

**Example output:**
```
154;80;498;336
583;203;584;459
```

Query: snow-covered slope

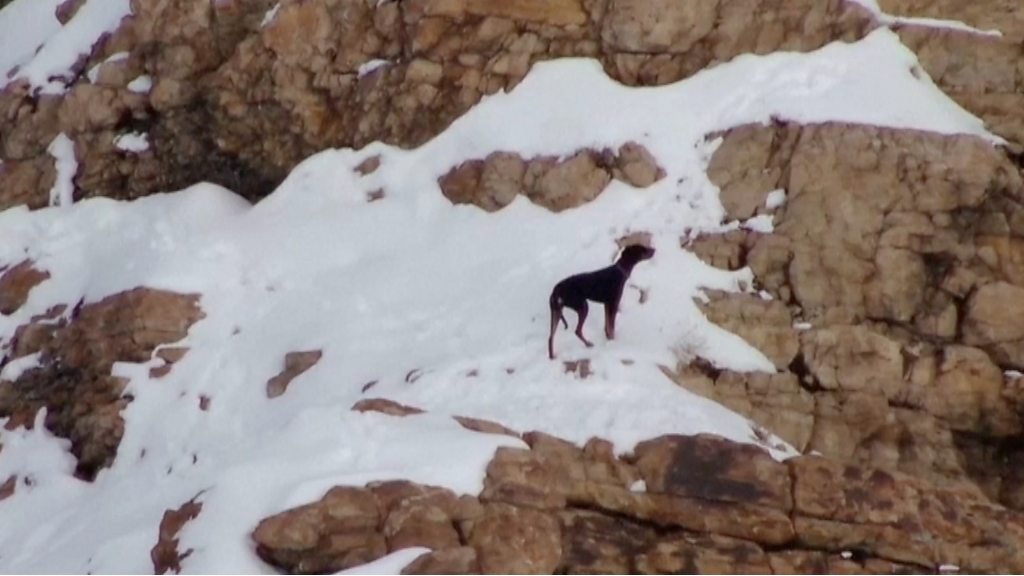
0;21;997;576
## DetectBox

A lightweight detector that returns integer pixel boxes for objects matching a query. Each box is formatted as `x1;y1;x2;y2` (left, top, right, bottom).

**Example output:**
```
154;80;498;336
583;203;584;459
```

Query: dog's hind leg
573;302;594;348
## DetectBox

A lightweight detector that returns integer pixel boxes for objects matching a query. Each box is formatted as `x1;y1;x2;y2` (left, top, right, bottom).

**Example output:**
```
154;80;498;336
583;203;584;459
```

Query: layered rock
253;431;1024;574
687;120;1024;509
0;0;878;210
0;288;204;479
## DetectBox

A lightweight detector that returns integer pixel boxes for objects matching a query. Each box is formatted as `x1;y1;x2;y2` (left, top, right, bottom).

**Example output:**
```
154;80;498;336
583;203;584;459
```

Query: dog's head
620;244;656;264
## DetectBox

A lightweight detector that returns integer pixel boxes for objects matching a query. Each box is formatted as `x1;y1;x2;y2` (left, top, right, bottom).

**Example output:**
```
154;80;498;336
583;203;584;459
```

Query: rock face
0;0;877;210
253;431;1024;574
685;121;1024;511
0;288;204;479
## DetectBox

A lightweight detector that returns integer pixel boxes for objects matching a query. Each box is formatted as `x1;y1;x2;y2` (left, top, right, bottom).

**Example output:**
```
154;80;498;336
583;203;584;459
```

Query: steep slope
2;0;1024;574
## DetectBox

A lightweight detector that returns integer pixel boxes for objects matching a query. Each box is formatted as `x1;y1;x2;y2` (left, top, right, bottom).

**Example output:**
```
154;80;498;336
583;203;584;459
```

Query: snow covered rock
0;260;50;315
0;288;203;479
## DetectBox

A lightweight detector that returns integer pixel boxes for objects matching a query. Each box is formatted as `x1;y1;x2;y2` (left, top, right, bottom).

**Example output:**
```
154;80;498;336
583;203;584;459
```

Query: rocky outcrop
687;120;1024;510
0;261;50;315
0;288;204;479
0;0;877;210
439;143;663;212
252;431;1024;574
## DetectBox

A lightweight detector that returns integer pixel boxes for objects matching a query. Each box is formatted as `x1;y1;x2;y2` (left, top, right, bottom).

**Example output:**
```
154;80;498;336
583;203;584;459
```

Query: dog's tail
548;292;567;359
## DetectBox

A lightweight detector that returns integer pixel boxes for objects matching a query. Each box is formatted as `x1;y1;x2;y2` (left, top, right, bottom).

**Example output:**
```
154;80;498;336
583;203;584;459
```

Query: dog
548;244;655;359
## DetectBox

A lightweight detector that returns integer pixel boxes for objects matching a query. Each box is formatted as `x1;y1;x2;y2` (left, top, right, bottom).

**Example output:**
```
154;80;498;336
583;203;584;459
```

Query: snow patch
46;133;77;207
114;132;150;153
126;74;152;94
0;352;41;381
260;2;280;28
358;59;391;78
86;51;129;83
765;189;787;209
741;214;774;233
629;480;647;493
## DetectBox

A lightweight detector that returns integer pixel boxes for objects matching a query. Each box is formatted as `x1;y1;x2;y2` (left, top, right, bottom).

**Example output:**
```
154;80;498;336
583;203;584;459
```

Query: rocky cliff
2;0;1024;573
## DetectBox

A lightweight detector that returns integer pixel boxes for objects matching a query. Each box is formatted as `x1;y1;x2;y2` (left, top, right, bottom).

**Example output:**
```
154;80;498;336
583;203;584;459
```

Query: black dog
548;244;655;359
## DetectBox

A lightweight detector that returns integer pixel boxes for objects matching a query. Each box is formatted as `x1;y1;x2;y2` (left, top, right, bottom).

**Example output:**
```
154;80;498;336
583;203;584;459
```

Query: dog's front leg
604;302;617;340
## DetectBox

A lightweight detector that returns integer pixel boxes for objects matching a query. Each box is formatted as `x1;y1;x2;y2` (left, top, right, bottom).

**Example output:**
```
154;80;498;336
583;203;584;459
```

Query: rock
439;145;662;212
452;415;520;438
351;398;426;417
468;503;562;574
401;546;480;575
799;326;903;398
699;291;800;370
0;288;204;479
253;486;385;574
266;350;323;398
636;532;772;574
151;496;203;575
963;282;1024;369
0;261;50;315
633;434;791;510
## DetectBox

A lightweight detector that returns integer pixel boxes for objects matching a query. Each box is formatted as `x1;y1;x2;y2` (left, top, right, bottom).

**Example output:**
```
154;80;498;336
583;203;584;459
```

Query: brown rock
266;350;322;398
452;415;520;438
402;546;480;575
0;261;50;315
351;398;426;417
636;532;772;574
0;475;15;501
468;503;561;574
151;496;203;574
634;434;792;510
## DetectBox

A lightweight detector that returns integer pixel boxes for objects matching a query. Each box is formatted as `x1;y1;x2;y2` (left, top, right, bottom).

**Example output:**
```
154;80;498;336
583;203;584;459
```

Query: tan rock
799;326;903;398
468;503;561;575
602;0;718;53
963;282;1024;368
636;532;771;574
700;291;799;370
253;486;384;574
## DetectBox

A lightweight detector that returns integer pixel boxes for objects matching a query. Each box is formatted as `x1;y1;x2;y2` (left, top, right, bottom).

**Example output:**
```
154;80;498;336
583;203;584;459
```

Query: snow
359;59;391;78
86;51;128;83
46;133;77;207
114;132;150;153
847;0;1003;37
2;0;132;94
765;189;787;210
629;480;647;493
939;564;961;573
0;352;41;381
260;2;280;28
1005;370;1023;379
0;28;1003;574
741;214;774;233
127;74;152;94
0;0;64;87
793;322;813;331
